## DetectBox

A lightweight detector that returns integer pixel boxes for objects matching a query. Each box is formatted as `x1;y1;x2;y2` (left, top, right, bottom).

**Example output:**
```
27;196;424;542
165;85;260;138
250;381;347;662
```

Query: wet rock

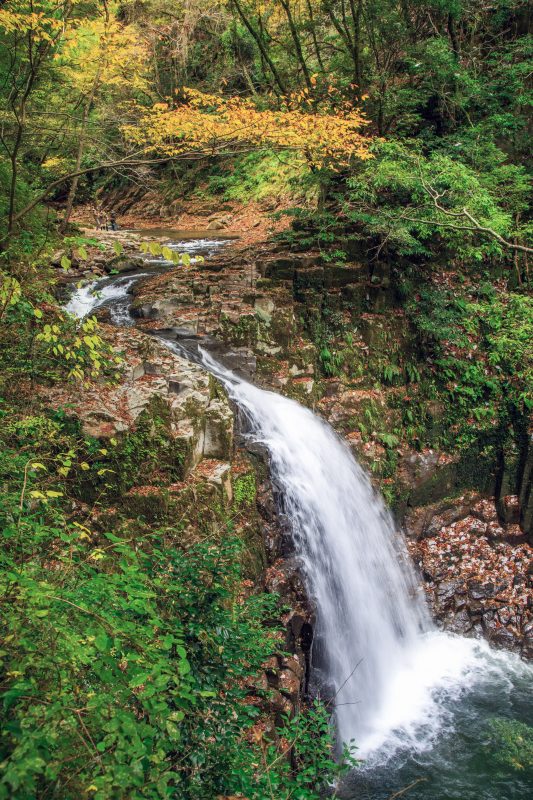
105;255;145;274
444;609;472;634
469;581;495;600
93;306;112;324
435;579;463;608
483;620;521;652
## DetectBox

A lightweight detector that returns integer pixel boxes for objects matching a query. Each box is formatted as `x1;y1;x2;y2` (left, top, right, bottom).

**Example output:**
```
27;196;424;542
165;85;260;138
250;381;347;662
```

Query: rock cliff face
42;316;312;719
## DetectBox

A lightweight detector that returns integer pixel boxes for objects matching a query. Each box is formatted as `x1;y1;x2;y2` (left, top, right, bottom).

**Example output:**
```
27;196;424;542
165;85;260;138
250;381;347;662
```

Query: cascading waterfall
193;349;432;748
186;347;531;768
64;237;533;795
193;350;429;742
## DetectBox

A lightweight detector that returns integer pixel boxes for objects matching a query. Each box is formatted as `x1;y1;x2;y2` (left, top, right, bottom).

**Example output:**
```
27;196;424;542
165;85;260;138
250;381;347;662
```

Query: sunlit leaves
139;240;200;267
0;273;21;313
124;87;373;170
35;313;123;382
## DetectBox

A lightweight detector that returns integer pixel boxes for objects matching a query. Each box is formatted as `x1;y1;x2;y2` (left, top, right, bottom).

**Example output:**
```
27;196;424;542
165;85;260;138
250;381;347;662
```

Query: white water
188;348;532;763
65;236;225;321
65;273;149;320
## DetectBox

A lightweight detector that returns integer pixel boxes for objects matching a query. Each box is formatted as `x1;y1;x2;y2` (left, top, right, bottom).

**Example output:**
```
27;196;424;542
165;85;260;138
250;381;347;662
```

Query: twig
387;777;427;800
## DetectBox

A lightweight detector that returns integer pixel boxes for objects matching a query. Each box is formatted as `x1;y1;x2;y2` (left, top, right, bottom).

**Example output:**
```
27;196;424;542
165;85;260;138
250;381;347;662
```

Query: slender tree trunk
305;0;325;72
279;0;313;89
231;0;288;94
61;76;101;231
348;0;363;95
447;12;460;58
62;2;109;231
240;59;259;98
7;126;24;234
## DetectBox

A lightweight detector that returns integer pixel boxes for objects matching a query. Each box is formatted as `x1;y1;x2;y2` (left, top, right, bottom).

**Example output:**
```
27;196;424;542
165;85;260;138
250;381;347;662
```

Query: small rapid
64;235;226;323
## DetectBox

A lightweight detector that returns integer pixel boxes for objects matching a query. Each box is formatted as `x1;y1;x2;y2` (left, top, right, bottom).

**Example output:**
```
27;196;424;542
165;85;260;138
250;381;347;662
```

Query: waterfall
64;245;533;791
187;347;532;767
194;350;434;744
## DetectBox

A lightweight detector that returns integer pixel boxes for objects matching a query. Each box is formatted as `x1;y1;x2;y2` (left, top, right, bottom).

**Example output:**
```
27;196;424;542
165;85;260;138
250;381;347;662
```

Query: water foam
65;273;148;319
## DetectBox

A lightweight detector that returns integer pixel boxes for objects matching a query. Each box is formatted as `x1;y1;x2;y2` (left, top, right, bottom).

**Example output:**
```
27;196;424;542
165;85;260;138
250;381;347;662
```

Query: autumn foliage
124;88;373;169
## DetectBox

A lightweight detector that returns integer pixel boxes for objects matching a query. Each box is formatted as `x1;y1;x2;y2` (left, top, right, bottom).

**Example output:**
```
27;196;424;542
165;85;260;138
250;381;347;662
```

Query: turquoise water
340;644;532;800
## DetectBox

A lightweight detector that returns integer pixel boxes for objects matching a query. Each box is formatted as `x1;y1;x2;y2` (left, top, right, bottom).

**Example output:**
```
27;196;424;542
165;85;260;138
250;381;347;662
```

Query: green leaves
0;273;21;312
139;240;194;267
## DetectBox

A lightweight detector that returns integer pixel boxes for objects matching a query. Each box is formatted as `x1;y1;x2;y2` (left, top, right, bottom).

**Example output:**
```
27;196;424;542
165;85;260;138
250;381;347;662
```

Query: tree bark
279;0;313;89
231;0;288;95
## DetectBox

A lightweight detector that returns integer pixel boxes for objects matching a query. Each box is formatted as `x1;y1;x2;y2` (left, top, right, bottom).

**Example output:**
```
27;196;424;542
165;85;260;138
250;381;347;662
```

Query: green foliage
36;314;123;381
0;398;349;798
201;150;314;205
233;472;257;508
487;718;533;774
0;269;122;386
345;139;531;260
406;281;533;447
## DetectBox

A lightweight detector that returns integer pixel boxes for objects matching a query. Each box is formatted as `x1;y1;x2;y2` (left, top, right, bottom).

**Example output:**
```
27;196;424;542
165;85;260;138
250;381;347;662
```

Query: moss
219;312;258;347
123;486;170;522
106;396;186;497
233;472;256;510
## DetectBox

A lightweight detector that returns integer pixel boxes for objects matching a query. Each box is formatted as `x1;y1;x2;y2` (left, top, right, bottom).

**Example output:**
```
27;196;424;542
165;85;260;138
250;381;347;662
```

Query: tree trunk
279;0;313;90
231;0;288;95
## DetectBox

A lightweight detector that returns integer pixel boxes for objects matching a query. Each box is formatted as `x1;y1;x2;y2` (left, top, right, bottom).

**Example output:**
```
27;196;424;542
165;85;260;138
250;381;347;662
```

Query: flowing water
65;234;226;323
66;233;533;800
189;349;533;800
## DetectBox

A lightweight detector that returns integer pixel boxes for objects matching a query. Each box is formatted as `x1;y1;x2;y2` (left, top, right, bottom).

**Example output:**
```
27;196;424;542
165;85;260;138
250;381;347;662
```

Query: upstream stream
66;231;533;800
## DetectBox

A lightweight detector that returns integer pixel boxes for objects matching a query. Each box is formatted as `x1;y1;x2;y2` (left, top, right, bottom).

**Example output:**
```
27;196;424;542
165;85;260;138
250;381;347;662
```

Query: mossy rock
124;486;170;522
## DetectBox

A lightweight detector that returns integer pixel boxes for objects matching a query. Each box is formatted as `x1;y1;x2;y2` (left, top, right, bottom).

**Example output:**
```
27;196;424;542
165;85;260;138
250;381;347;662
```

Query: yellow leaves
0;7;63;39
62;16;148;95
72;522;92;540
0;272;21;310
124;88;373;170
29;489;63;500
